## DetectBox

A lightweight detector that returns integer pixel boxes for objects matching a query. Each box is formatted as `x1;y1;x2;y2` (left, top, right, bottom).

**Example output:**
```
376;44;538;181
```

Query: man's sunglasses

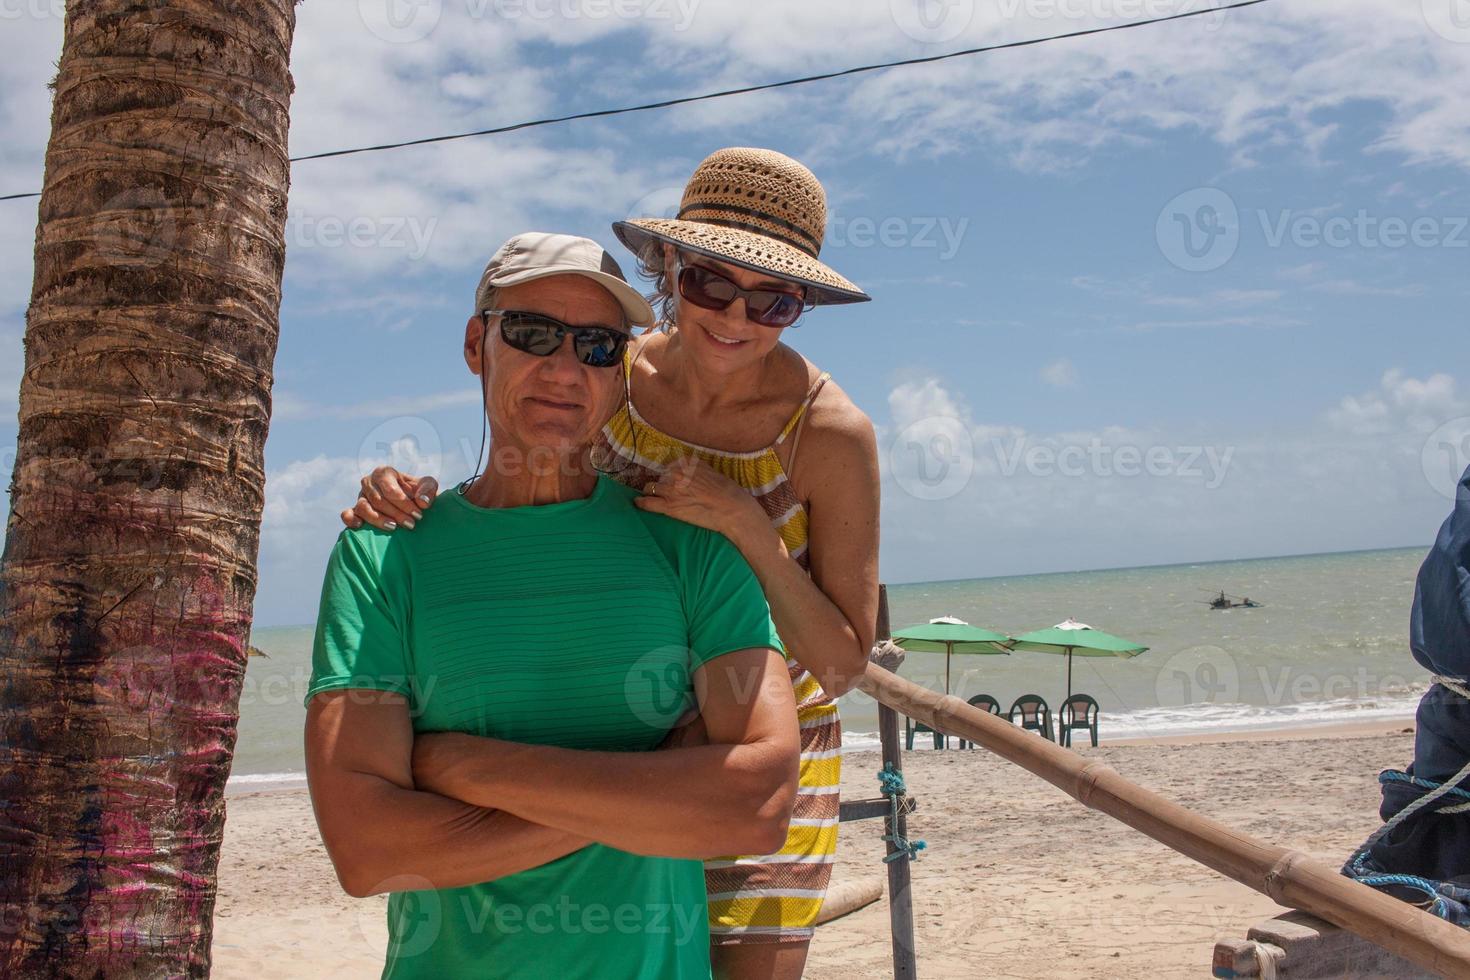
676;260;810;328
482;310;628;369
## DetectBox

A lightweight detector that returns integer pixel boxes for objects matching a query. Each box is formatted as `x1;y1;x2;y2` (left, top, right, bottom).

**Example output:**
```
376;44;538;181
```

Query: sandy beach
211;721;1416;979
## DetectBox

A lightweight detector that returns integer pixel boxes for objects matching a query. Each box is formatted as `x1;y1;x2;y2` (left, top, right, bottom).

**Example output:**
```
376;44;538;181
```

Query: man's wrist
459;735;515;804
415;732;494;803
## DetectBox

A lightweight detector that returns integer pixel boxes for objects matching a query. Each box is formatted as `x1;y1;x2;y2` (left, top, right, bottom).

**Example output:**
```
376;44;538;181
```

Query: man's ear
464;314;486;375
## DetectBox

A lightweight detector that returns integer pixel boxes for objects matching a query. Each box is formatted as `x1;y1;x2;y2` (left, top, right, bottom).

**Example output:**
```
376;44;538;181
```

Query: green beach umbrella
1009;618;1149;702
892;616;1012;695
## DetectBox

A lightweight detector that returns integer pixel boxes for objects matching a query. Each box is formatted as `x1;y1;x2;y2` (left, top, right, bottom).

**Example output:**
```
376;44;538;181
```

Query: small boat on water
1201;590;1263;610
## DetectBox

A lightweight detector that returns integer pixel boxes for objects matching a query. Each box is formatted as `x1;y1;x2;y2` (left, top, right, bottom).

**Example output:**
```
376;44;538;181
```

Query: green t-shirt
307;475;781;980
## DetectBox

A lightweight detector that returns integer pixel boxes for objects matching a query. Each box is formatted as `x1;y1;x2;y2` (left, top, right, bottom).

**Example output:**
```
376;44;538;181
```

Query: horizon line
252;542;1431;631
887;542;1431;591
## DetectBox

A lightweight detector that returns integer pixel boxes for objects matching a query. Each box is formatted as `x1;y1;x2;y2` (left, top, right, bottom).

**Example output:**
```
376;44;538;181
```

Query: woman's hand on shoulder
633;455;768;545
340;467;439;532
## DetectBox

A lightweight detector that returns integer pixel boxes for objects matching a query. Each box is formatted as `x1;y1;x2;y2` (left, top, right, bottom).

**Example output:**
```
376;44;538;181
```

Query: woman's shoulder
796;358;871;439
628;329;666;381
787;353;876;465
629;328;662;355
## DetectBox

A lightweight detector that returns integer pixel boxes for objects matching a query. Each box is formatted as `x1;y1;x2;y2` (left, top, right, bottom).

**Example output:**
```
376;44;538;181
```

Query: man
304;232;799;979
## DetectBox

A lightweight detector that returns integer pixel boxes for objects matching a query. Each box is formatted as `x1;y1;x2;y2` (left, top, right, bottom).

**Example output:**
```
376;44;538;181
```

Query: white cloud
1277;261;1329;282
1307;279;1426;298
888;375;970;427
0;10;60;317
1212;288;1283;304
5;1;1466;617
1326;369;1464;437
257;434;462;623
256;453;373;624
0;320;21;410
1040;358;1078;388
875;371;1465;584
275;387;481;421
5;0;1465;330
628;1;1470;174
273;2;683;295
1084;281;1283;310
1119;313;1306;331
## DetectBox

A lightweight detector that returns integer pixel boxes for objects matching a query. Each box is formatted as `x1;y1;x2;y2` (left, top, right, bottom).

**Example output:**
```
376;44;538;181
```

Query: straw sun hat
612;147;871;307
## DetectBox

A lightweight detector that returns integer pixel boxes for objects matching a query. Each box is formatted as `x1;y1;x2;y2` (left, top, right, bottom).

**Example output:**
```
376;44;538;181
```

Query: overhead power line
0;0;1273;202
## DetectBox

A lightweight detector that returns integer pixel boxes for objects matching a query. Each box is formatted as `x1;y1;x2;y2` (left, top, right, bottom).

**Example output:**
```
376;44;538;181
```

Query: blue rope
877;765;906;796
1347;870;1456;921
1378;768;1470;803
878;763;926;864
1343;770;1470;927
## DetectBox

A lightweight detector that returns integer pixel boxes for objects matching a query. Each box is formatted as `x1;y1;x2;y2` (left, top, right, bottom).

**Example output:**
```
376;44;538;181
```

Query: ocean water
232;546;1432;783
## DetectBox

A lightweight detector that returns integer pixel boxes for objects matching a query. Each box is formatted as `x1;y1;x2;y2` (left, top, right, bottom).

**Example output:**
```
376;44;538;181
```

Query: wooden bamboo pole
873;586;919;979
857;666;1470;979
813;878;884;926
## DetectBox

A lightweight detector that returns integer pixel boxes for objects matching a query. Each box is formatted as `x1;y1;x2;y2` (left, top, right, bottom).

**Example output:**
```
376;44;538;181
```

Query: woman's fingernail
402;518;416;530
383;521;398;530
418;495;432;507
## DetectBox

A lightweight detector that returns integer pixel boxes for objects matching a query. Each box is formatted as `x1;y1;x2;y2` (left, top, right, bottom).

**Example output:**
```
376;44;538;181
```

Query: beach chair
958;695;1001;749
1008;694;1054;741
905;715;945;750
1057;693;1100;748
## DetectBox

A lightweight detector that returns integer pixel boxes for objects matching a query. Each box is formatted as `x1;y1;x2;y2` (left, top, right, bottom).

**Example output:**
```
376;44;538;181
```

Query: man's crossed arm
305;647;798;897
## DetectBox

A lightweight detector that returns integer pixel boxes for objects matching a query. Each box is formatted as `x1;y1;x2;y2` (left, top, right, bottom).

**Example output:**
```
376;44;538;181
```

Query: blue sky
2;0;1469;626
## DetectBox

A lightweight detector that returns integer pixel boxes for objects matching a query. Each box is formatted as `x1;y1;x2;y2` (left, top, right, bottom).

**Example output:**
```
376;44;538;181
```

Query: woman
343;147;880;979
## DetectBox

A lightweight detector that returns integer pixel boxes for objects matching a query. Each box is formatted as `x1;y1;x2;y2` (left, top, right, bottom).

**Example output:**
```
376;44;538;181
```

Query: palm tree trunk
0;1;295;975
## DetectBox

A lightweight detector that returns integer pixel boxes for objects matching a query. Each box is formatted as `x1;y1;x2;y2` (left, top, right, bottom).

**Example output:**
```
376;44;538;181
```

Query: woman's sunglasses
676;260;810;328
483;310;628;368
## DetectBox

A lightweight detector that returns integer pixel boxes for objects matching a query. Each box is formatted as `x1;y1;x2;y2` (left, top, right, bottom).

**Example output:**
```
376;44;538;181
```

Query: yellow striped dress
593;366;841;945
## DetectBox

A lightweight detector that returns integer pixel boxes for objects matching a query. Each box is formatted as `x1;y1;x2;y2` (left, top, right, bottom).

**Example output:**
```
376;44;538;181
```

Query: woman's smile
697;321;752;350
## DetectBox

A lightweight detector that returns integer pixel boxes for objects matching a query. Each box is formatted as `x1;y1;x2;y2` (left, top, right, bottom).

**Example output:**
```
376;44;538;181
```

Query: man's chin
514;424;597;460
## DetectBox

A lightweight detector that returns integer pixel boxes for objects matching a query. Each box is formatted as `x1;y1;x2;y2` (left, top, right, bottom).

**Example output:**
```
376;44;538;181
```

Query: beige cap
475;232;654;329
